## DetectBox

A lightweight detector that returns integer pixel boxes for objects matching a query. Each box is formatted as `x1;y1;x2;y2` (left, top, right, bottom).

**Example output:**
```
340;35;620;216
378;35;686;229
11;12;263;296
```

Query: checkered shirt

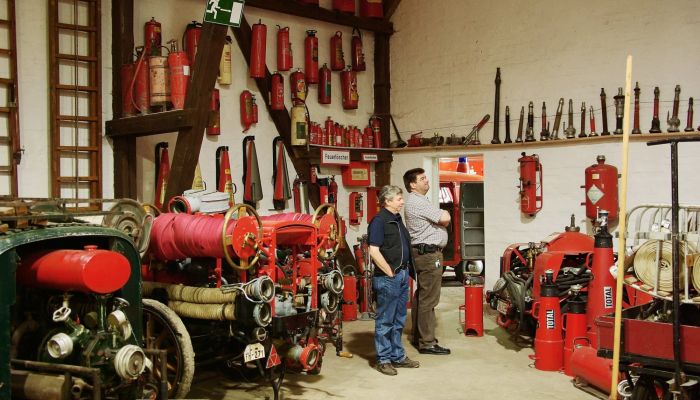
404;191;448;247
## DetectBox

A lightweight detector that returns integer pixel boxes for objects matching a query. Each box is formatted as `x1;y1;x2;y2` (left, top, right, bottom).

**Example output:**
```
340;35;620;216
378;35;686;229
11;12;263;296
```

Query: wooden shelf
105;109;195;138
389;132;700;153
294;145;393;163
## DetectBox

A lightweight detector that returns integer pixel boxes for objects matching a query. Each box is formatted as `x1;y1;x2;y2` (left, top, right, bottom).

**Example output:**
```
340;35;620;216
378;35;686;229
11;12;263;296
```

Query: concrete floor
188;274;596;400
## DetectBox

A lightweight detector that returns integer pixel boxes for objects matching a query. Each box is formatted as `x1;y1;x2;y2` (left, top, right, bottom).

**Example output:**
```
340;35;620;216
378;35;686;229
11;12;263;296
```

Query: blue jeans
373;268;409;364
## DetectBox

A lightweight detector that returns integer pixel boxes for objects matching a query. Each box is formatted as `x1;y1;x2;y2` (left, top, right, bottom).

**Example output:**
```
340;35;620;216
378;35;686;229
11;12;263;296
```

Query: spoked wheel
222;203;263;270
631;376;671;400
142;299;195;399
312;204;341;261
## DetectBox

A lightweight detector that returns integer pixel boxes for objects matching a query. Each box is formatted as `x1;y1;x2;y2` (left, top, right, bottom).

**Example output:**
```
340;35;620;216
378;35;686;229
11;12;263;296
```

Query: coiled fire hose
632;240;695;294
693;254;700;292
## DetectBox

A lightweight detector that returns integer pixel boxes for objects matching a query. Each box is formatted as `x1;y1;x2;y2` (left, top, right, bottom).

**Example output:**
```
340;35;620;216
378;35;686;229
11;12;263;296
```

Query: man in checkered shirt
403;168;451;355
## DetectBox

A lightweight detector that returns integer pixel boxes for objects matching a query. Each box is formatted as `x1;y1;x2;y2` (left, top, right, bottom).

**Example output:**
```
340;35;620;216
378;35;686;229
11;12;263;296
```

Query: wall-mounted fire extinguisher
518;152;543;216
148;45;169;111
218;35;232;85
216;146;236;205
318;177;330;204
351;27;366;71
330;31;345;71
366;187;379;221
359;0;384;18
144;17;162;56
369;115;381;148
290;69;307;104
318;63;331;104
333;0;355;14
334;123;343;146
154;142;170;210
207;89;220;135
241;90;256;132
309;122;320;144
329;176;338;206
581;155;618;222
250;19;267;78
290;103;308;146
276;25;292;72
324;117;334;146
183;21;202;69
363;126;373;148
304;30;319;84
270;72;285;111
120;60;136;117
341;66;359;110
167;39;190;110
349;192;364;225
132;46;150;114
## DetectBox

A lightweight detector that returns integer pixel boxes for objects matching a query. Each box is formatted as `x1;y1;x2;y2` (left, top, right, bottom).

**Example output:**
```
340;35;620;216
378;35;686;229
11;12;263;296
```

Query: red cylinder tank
168;49;190;110
583;155;618;222
250;20;267;78
304;30;319;84
563;286;588;376
586;213;616;349
570;346;613;394
290;69;307;105
270;72;285;111
341;66;358;110
18;246;131;294
532;270;564;371
144;17;162;56
330;31;345;71
342;274;357;321
276;26;292;71
360;0;384;18
351;28;366;71
183;21;202;68
318;64;331;104
463;276;484;336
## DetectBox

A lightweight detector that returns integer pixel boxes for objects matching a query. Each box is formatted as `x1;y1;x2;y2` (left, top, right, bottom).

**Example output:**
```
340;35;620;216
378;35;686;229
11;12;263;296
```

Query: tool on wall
389;115;407;148
218;35;232;85
292;177;310;213
525;101;536;142
649;86;661;133
518;152;542;216
154;142;170;210
578;102;587;138
564;99;576;139
207;89;221;135
613;87;624;135
631;82;641;134
277;25;292;72
319;63;331;104
685;97;694;132
250;19;267;78
270;72;285;110
504;106;512;143
242;136;263;207
465;114;490;145
341;66;359;110
491;67;501;144
241;90;256;132
582;155;618;222
144;17;162;56
330;31;345;71
539;102;549;141
351;27;366;71
305;30;319;84
272;137;292;210
667;84;681;132
183;21;202;69
216;146;235;205
349;192;363;225
600;88;610;135
551;98;564;140
167;39;190;110
515;106;524;143
589;105;598;137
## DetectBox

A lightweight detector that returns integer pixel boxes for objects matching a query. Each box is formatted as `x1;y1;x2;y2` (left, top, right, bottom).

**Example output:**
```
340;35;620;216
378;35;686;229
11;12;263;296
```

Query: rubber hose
168;300;236;320
633;240;694;293
693;254;700;292
143;282;237;304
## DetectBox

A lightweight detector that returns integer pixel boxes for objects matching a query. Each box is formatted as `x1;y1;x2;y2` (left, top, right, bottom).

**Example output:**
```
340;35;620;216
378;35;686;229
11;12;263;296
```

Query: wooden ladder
0;0;21;197
48;0;102;208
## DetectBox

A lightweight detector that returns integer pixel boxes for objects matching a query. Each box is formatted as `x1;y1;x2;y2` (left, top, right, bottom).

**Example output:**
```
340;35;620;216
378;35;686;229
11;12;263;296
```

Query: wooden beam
110;0;136;198
165;22;227;202
106;110;195;138
374;32;392;186
246;0;393;34
383;0;402;20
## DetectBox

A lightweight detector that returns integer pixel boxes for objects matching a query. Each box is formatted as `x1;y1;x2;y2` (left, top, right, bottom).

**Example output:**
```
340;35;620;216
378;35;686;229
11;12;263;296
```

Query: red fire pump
304;30;319;84
167;40;190;110
241;90;257;132
154;142;170;210
276;25;292;71
270;72;285;111
144;17;161;56
183;21;202;68
351;28;366;71
518;152;543;216
330;31;345;71
333;0;355;14
581;155;619;222
207;89;221;135
250;19;267;78
318;63;331;104
360;0;384;18
341;66;359;110
349;192;363;226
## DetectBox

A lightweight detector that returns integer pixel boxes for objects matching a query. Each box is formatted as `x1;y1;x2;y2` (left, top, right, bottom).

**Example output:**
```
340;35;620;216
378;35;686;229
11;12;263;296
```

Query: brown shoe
376;363;397;376
392;357;420;368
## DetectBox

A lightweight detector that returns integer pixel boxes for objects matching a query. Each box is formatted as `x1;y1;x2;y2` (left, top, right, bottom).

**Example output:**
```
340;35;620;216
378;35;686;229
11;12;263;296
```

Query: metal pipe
670;140;682;390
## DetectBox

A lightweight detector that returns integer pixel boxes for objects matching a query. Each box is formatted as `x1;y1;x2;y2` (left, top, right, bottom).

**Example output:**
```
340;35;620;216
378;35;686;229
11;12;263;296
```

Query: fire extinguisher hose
150;213;242;261
143;281;237;303
631;240;695;293
168;300;237;320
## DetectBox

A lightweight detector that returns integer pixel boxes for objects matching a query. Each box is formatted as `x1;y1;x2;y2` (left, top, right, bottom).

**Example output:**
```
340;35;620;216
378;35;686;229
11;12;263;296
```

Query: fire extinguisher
532;269;564;372
154;142;170;210
318;63;331;104
462;275;484;336
276;26;292;72
207;89;220;135
518;152;543;216
330;31;345;71
252;95;259;123
351;27;366;71
216;146;236;205
293;177;310;214
334;123;343;147
581;155;618;222
349;192;363;225
148;44;169;111
366;187;379;221
563;284;588;377
218;35;232;85
167;39;190;110
369;115;382;148
333;0;355;14
329;176;338;206
132;46;150;114
363;126;373;148
324;117;334;147
341;66;359;110
250;19;267;79
304;30;319;84
144;17;162;56
270;72;285;111
120;60;137;117
241;90;255;132
183;21;202;69
309;122;319;144
585;210;616;349
290;103;309;146
342;272;358;321
318;177;330;204
310;165;318;184
359;0;384;18
290;69;307;104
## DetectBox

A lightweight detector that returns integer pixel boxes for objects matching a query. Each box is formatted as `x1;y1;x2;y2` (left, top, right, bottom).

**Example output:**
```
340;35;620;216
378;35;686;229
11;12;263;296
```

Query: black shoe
418;344;451;355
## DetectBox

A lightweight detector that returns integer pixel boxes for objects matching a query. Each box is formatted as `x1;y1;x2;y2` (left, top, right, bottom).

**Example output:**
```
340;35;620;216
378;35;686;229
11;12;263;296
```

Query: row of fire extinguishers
299;0;384;19
121;18;227;134
307;115;383;148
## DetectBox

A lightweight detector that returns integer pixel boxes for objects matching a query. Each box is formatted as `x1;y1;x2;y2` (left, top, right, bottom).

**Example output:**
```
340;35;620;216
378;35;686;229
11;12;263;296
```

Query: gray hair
378;185;403;206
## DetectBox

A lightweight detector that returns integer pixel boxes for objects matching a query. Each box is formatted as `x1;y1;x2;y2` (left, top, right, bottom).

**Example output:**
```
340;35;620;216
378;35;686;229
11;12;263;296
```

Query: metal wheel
631;376;671;400
103;199;153;257
222;203;262;270
312;204;341;260
142;299;195;399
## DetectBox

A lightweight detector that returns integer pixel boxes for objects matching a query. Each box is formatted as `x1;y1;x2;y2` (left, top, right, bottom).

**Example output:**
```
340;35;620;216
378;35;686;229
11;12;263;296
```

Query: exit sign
204;0;245;27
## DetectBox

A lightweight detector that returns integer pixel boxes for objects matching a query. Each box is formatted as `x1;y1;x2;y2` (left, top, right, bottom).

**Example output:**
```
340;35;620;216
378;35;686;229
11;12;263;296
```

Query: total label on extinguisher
604;286;613;309
545;310;555;329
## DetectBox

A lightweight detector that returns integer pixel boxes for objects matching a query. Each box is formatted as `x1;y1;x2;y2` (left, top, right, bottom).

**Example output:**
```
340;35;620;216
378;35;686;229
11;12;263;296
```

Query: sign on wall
204;0;245;27
320;149;351;166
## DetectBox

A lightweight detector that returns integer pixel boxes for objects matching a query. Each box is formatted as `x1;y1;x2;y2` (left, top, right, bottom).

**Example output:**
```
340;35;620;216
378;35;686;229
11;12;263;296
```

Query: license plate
244;343;265;363
496;299;510;315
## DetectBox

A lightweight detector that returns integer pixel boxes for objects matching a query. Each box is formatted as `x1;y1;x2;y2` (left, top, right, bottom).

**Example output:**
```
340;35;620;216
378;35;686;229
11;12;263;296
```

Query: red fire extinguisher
318;177;330;204
342;272;358;321
250;19;267;79
216;146;235;205
310;165;318;184
290;69;307;104
276;25;292;72
154;142;170;210
304;30;319;84
133;47;150;114
461;275;484;336
270;72;285;111
363;126;373;148
207;89;220;135
351;27;366;71
329;176;338;206
349;192;363;225
581;155;618;222
310;122;321;145
532;269;564;372
369;115;381;148
341;66;359;110
144;17;162;56
334;123;343;146
586;210;616;349
241;90;255;132
318;63;331;104
563;285;588;377
167;39;190;110
183;21;202;68
323;117;332;146
252;95;259;123
330;31;345;71
366;187;380;221
120;61;137;117
518;152;543;216
148;46;169;111
359;0;384;18
333;0;355;14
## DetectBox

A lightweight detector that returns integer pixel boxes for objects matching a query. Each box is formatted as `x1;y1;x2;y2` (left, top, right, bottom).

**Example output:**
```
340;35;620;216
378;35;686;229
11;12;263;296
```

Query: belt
412;243;443;254
395;263;410;272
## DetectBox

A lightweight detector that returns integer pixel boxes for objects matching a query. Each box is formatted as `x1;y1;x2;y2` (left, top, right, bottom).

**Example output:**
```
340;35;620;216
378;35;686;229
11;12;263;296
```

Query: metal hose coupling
275;341;320;371
252;302;272;327
114;344;148;380
250;326;268;342
320;291;339;313
319;270;344;294
244;275;275;303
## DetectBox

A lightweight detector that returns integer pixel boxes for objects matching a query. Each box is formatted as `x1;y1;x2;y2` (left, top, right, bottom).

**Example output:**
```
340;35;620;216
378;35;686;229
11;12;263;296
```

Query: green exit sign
204;0;245;27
